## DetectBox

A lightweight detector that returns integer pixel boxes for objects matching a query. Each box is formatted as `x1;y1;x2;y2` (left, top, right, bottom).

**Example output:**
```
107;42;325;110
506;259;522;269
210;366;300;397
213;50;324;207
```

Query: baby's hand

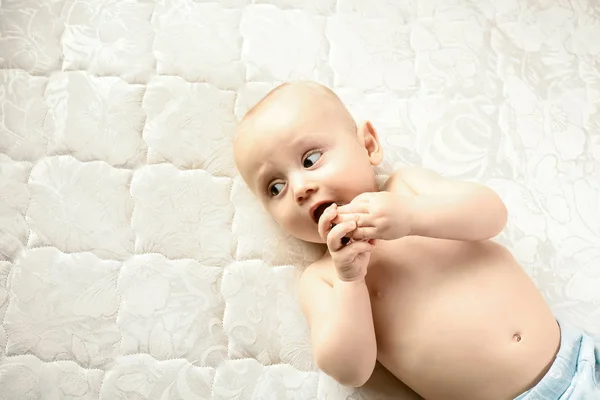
335;192;412;241
318;203;376;282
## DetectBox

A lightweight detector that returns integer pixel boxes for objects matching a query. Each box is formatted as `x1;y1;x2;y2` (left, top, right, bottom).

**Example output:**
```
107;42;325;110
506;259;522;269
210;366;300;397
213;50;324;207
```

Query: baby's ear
358;120;383;166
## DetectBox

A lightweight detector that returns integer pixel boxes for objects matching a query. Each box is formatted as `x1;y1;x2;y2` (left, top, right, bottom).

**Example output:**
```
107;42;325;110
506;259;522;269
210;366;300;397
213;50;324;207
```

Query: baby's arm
299;265;377;387
384;167;508;241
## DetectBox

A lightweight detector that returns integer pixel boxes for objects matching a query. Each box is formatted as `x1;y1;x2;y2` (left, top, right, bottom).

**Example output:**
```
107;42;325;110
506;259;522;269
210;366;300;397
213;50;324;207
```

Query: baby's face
235;84;381;243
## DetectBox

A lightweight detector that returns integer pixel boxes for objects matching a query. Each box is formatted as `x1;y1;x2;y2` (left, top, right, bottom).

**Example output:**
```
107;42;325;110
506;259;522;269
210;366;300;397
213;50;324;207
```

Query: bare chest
364;236;492;296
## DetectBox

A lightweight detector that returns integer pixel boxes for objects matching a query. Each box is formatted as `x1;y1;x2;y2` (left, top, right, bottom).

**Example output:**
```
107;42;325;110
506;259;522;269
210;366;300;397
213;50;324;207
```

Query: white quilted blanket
1;0;599;399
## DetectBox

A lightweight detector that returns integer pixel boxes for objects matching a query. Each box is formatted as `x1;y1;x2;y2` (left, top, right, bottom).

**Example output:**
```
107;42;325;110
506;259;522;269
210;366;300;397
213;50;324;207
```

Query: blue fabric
515;321;600;400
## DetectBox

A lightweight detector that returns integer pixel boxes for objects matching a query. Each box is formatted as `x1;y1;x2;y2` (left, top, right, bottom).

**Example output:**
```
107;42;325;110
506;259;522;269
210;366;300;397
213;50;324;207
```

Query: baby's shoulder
301;255;335;287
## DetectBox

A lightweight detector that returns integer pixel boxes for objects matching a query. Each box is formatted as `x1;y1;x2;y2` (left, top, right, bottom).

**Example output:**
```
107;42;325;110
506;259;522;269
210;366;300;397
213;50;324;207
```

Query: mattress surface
1;0;599;399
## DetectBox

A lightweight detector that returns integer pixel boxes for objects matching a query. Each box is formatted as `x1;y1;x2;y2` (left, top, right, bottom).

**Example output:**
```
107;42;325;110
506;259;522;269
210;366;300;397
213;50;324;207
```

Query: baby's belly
368;238;560;400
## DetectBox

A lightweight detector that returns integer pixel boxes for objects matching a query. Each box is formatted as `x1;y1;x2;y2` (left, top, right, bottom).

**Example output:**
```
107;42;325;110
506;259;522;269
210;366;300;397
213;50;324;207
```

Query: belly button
513;333;522;342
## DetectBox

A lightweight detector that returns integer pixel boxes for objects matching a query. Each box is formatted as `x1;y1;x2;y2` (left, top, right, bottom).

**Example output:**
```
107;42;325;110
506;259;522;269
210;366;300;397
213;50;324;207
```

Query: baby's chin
274;218;326;244
287;230;326;245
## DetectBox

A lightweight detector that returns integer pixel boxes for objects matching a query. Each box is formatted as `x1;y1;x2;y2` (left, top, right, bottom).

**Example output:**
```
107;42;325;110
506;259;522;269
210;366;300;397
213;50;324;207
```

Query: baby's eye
269;182;285;197
303;151;322;168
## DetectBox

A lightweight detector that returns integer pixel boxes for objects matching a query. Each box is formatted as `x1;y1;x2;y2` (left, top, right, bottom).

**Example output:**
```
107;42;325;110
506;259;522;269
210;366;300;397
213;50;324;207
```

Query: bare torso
317;236;560;400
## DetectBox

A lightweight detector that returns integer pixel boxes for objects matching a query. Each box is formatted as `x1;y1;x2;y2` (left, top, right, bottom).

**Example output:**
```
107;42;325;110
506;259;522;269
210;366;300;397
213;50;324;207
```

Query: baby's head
234;81;382;243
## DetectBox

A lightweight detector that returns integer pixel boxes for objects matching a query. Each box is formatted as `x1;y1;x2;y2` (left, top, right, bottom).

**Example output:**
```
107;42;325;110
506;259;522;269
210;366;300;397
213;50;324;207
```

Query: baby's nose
295;186;315;203
292;178;317;204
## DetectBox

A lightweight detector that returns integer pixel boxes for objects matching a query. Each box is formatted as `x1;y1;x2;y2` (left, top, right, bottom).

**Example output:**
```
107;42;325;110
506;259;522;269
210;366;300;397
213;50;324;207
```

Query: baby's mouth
312;202;342;223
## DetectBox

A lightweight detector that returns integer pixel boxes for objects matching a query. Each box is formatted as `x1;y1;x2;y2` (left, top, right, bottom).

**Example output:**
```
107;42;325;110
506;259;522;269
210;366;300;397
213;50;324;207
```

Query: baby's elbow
321;365;372;388
489;195;508;237
497;201;508;231
315;354;374;388
481;189;508;239
342;372;372;388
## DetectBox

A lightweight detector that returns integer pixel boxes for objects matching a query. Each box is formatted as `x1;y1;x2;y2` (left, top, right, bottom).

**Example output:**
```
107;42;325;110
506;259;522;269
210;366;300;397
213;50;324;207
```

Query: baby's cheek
281;214;306;233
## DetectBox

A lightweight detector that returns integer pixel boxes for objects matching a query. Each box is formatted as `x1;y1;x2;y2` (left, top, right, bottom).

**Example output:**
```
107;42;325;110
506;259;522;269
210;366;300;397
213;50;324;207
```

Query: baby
233;81;600;400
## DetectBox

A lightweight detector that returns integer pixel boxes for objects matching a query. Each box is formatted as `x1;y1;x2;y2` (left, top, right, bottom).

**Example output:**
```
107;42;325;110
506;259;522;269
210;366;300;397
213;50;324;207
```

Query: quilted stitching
1;0;600;399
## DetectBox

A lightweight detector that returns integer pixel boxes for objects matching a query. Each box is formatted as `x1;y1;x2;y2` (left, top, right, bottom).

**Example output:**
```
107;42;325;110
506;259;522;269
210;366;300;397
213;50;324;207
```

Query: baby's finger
348;226;378;240
334;239;376;262
337;203;370;214
332;212;375;228
327;220;356;252
330;212;357;224
348;240;376;254
350;192;373;203
317;203;338;239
